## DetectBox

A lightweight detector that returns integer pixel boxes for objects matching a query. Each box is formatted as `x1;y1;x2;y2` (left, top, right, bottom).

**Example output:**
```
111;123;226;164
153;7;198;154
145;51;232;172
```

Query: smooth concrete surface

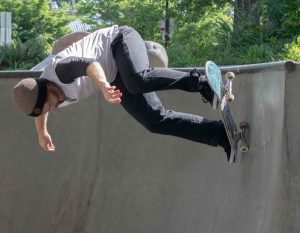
0;61;300;233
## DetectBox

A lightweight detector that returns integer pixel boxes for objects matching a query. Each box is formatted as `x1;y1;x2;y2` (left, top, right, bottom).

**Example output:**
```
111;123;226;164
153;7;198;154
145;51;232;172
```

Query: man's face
42;84;65;114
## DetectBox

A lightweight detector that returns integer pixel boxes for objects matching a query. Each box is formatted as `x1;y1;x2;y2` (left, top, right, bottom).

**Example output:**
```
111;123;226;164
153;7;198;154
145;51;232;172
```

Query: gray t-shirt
40;25;119;108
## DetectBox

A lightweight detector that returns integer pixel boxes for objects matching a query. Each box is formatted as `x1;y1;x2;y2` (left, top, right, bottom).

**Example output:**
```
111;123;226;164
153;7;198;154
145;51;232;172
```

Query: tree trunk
234;0;260;26
233;0;260;39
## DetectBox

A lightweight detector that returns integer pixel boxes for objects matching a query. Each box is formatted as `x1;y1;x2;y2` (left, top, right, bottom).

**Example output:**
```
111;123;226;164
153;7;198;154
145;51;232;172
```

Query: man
12;25;233;162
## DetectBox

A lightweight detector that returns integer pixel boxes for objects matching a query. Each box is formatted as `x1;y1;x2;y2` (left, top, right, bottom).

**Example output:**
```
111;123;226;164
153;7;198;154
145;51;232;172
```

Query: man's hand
35;112;55;152
100;82;122;104
38;131;56;152
86;62;122;104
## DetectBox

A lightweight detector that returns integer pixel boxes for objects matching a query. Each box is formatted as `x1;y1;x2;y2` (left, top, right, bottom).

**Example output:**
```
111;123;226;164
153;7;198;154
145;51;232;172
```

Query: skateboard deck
222;104;238;163
205;61;239;163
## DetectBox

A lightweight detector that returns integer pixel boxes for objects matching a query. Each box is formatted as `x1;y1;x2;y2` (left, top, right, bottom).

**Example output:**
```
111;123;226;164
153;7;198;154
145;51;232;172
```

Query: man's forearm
87;60;122;104
35;112;49;135
86;62;108;89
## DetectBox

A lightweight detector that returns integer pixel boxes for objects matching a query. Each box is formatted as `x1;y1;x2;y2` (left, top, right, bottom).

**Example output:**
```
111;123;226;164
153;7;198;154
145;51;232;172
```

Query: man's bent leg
111;26;201;94
111;76;225;147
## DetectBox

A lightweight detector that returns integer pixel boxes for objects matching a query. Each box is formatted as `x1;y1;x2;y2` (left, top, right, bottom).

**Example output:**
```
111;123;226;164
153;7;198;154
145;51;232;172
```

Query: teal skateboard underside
205;61;222;99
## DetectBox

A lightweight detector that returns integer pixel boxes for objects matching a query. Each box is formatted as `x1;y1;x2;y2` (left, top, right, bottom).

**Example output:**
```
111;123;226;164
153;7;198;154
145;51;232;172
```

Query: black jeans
111;26;225;147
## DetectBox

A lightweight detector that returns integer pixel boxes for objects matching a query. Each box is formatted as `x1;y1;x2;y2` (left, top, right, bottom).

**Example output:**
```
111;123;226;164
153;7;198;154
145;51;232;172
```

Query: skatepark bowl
0;61;300;233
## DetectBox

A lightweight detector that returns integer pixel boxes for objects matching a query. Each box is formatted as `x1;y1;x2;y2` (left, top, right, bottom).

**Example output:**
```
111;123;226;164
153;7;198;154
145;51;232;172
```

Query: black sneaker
198;75;219;110
221;137;234;163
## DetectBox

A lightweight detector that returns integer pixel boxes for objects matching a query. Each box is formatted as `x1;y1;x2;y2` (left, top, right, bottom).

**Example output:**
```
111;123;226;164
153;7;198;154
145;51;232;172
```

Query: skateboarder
12;25;232;162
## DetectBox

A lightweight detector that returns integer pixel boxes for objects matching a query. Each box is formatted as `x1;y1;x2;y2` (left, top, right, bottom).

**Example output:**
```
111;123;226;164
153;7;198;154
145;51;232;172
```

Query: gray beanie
12;78;49;117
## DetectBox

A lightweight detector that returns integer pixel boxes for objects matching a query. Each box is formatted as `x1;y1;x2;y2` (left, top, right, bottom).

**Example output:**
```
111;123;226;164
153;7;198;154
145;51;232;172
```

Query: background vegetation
0;0;299;69
0;0;73;69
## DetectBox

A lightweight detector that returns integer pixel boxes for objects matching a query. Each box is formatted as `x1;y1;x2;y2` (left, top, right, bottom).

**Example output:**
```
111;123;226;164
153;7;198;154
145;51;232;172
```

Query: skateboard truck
229;121;249;163
237;121;249;153
224;72;235;103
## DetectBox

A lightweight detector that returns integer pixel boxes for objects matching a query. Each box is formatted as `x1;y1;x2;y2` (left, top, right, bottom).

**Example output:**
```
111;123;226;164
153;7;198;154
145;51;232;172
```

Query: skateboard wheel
240;144;249;152
239;121;249;129
225;72;235;81
225;94;235;102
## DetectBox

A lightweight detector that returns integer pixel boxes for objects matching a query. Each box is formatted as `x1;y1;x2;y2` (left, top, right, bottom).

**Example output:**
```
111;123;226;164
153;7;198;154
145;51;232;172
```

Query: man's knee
144;122;163;134
133;106;167;134
125;84;144;95
142;109;171;134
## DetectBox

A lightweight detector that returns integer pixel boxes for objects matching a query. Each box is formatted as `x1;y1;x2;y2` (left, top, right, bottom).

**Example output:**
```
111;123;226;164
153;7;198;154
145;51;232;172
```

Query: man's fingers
101;85;122;104
105;95;122;104
105;90;122;99
108;89;121;94
109;98;122;104
47;143;55;151
107;90;121;96
109;92;122;99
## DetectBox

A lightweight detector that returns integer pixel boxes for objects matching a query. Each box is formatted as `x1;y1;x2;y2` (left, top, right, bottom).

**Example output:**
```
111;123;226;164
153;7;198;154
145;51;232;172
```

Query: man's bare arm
55;58;122;104
86;61;122;104
35;112;48;134
35;113;55;151
86;61;109;89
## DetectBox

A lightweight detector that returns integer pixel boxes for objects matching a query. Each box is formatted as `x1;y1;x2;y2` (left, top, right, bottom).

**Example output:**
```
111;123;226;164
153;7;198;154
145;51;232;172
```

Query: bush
0;37;48;70
167;4;234;67
246;44;273;63
166;2;299;66
284;36;300;62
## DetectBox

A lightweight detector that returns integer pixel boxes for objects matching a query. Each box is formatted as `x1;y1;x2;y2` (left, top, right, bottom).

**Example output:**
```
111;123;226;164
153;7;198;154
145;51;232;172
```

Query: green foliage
167;0;299;66
0;0;73;69
0;37;48;70
166;4;234;66
1;0;299;69
261;0;300;37
285;36;300;61
0;0;72;47
174;0;228;21
245;44;274;63
77;0;163;40
76;0;299;66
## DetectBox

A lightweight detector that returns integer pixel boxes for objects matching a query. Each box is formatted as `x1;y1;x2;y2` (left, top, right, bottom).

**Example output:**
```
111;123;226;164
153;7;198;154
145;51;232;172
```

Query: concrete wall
0;61;299;233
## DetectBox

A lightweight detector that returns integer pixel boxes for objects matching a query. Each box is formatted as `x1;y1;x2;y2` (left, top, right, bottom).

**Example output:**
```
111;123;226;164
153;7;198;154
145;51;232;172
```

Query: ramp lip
173;60;299;74
0;70;41;79
0;61;299;79
219;60;298;73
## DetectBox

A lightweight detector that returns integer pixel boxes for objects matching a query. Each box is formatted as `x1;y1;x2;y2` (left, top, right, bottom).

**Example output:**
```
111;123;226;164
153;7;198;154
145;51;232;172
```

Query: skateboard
205;61;249;163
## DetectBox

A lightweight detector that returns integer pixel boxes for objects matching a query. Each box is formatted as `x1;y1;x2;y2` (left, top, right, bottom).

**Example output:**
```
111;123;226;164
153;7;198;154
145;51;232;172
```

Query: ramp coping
0;61;298;79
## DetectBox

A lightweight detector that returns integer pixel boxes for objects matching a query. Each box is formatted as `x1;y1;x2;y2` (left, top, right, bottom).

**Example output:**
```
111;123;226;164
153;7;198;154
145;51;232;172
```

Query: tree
231;0;261;43
0;0;73;69
77;0;164;40
174;0;228;20
0;0;72;48
234;0;259;25
262;0;300;37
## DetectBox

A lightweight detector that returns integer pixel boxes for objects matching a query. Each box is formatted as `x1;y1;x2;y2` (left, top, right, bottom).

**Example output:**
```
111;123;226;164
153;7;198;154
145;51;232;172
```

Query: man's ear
46;83;52;94
47;82;57;93
47;82;55;88
47;82;65;101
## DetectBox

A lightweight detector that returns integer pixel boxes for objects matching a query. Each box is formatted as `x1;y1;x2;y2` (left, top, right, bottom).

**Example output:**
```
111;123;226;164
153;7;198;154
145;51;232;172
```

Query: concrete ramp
0;61;300;233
